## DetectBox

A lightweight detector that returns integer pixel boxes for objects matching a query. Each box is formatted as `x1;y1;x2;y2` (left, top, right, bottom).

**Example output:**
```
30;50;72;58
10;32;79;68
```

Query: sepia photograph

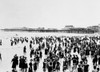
0;0;100;72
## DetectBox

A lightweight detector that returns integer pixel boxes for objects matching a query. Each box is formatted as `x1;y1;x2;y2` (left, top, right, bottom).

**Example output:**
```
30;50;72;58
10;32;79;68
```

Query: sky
0;0;100;29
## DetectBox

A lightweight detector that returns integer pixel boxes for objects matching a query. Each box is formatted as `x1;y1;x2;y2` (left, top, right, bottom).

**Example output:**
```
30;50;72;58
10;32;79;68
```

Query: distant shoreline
0;28;97;34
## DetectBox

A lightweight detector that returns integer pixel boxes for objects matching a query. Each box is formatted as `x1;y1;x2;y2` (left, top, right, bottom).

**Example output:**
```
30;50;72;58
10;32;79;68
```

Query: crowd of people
8;35;100;72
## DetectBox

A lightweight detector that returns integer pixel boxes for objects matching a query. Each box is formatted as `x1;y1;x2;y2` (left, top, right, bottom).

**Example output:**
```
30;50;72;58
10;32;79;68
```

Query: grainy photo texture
0;0;100;72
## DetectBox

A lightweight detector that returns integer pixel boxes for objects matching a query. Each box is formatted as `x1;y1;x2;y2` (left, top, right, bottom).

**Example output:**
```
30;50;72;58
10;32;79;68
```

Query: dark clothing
98;57;100;65
12;58;18;68
24;63;28;69
84;64;89;72
48;66;52;72
23;46;26;53
78;67;83;72
56;62;60;71
43;62;46;72
33;63;37;71
28;67;33;72
86;49;89;56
